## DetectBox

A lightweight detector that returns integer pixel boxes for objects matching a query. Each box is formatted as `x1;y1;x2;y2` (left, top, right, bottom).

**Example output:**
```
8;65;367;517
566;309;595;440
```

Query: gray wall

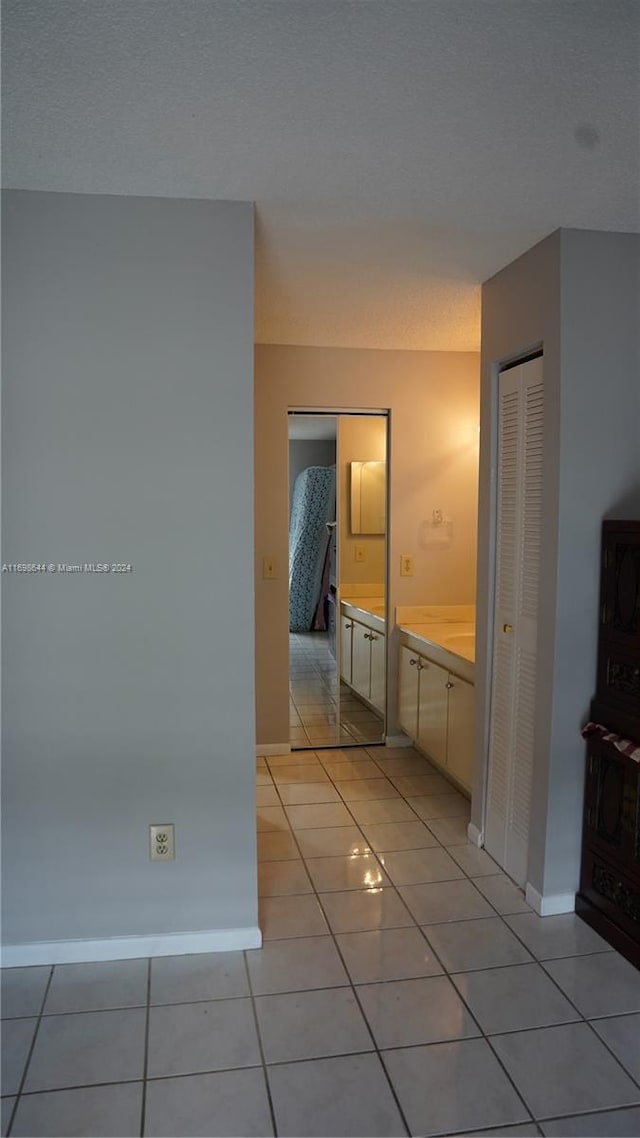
289;439;336;516
2;191;257;946
475;228;640;902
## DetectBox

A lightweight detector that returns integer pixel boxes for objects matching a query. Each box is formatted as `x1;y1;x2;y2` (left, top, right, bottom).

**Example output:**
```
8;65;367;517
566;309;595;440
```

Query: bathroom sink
342;597;385;617
443;633;475;648
441;632;475;660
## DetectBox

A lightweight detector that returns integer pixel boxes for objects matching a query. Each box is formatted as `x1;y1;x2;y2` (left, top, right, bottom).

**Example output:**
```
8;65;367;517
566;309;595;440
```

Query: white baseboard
256;743;291;756
1;925;263;967
525;884;576;917
384;734;413;748
467;822;484;848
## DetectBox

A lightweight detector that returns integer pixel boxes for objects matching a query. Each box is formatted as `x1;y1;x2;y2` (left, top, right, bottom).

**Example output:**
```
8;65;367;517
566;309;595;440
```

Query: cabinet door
340;617;354;684
398;647;420;739
351;621;371;699
446;675;475;793
417;658;448;768
369;630;386;714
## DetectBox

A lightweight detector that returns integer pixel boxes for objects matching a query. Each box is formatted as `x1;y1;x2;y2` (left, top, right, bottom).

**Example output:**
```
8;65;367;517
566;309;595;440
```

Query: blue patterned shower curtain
289;466;336;633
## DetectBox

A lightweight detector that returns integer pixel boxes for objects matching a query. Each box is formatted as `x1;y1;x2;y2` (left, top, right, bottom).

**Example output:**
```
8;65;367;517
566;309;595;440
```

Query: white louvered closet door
485;356;543;886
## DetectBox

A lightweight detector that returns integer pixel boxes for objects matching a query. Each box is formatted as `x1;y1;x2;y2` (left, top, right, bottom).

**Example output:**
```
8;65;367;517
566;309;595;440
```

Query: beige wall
339;416;386;588
255;344;480;746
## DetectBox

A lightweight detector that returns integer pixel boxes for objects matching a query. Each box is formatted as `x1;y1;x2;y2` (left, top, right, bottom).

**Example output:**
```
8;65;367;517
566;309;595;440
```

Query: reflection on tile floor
2;745;640;1137
289;630;384;747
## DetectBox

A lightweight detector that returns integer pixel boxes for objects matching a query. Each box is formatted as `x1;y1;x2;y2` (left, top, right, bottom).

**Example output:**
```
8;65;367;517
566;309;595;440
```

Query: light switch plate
400;554;414;577
262;556;277;579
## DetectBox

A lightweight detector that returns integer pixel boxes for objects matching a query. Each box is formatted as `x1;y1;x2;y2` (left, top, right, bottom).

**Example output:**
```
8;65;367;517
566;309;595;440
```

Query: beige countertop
398;620;475;682
341;596;386;633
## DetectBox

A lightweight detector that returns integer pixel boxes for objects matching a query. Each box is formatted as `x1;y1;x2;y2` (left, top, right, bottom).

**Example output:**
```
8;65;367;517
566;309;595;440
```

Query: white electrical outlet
149;823;175;861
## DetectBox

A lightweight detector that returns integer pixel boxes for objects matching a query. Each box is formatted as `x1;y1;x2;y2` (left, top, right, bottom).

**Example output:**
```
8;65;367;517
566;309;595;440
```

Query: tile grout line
8;1078;144;1101
241;951;279;1138
532;1101;640;1126
138;957;152;1137
6;963;54;1136
582;1016;640;1095
432;1125;543;1138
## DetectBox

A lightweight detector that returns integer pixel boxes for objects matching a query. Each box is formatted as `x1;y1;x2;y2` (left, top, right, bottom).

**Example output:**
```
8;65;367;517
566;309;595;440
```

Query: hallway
2;746;640;1137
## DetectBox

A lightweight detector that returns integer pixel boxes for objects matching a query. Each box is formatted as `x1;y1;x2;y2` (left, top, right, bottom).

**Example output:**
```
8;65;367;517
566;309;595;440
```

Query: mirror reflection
350;460;386;534
288;412;388;749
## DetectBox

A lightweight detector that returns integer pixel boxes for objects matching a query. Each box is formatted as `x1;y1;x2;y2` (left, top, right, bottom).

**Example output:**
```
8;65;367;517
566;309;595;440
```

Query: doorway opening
288;411;389;749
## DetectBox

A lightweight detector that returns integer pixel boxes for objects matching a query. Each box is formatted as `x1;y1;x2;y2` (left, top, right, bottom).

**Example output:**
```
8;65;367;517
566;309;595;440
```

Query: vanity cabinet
398;645;474;793
341;607;385;715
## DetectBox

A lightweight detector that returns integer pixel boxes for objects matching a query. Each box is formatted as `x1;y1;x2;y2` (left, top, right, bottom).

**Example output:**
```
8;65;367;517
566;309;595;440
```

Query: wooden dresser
576;520;640;967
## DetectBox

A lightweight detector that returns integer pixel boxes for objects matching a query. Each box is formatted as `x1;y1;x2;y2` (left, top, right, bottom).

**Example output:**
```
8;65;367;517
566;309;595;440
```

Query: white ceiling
3;1;639;351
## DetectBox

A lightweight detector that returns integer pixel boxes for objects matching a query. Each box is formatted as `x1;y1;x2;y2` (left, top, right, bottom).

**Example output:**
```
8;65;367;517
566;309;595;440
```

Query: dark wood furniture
576;521;640;968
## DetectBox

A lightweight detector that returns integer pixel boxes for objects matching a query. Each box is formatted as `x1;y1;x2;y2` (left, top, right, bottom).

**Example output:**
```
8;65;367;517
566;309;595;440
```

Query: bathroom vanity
396;606;475;795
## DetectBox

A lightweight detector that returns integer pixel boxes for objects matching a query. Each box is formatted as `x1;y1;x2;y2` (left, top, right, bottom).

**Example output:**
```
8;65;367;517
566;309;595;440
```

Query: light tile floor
289;631;384;747
2;745;640;1137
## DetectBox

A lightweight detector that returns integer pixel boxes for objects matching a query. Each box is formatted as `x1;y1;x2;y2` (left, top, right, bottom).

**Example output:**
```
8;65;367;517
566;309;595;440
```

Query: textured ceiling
3;1;639;350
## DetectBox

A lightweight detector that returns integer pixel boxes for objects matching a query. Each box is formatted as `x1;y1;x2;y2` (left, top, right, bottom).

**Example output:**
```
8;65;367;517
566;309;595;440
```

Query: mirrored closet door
288;411;388;749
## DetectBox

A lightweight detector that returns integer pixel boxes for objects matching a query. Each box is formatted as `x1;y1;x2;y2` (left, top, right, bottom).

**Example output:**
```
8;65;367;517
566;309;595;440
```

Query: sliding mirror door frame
287;408;390;750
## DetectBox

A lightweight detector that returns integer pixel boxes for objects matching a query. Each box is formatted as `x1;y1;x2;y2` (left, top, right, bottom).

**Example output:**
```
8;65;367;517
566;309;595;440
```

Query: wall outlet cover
150;824;175;861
